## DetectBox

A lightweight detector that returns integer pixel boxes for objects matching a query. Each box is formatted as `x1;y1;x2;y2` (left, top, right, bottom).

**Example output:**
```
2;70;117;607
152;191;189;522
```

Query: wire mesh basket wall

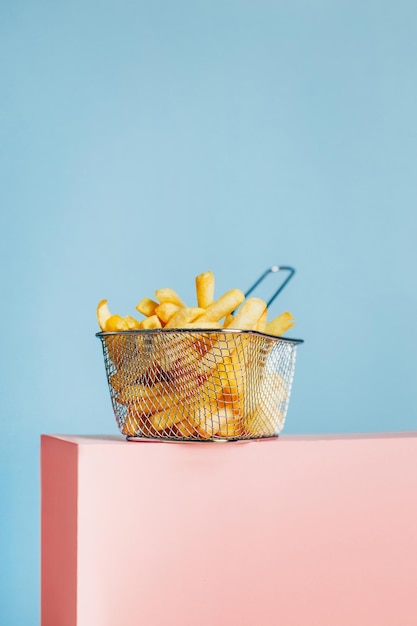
97;329;303;442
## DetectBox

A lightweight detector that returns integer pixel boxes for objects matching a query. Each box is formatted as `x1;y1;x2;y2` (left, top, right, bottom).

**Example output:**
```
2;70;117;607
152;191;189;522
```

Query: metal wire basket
97;328;302;442
97;266;303;442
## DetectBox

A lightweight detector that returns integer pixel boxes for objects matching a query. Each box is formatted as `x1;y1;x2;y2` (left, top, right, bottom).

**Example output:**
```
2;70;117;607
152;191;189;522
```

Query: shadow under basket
97;328;303;442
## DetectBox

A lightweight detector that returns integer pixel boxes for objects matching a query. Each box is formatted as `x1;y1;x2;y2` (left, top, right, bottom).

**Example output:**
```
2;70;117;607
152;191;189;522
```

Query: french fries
164;307;206;329
265;312;295;337
225;297;266;330
196;288;245;323
136;297;158;317
97;299;111;330
141;315;162;329
154;302;181;324
195;271;215;308
155;288;186;307
97;270;296;439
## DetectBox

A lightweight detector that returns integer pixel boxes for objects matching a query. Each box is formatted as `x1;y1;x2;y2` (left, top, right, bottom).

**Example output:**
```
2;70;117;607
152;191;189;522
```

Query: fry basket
96;266;303;442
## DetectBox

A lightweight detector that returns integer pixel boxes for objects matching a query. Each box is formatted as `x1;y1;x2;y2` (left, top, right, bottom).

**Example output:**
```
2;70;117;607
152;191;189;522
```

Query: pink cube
41;433;417;626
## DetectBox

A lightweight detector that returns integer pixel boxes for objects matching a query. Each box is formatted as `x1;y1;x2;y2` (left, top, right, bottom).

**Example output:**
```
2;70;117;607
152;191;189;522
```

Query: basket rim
95;327;304;345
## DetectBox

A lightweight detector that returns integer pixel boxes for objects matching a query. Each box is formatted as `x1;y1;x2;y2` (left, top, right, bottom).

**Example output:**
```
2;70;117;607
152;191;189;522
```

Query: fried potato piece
109;368;138;394
195;270;215;308
219;386;244;417
187;403;239;439
149;405;184;431
164;307;206;329
126;414;166;438
109;357;168;394
136;297;158;317
149;332;198;373
141;315;162;329
265;311;295;336
97;299;112;331
211;406;240;436
243;409;284;438
174;338;226;378
155;288;186;307
118;384;172;413
122;412;141;437
99;307;141;332
104;314;130;331
174;418;197;438
217;352;246;416
154;333;218;375
217;416;244;438
155;302;181;324
104;334;139;370
188;410;218;439
124;315;142;330
118;370;206;413
244;373;288;436
180;321;223;330
180;365;231;438
225;297;266;331
254;309;267;332
196;289;245;323
223;313;234;327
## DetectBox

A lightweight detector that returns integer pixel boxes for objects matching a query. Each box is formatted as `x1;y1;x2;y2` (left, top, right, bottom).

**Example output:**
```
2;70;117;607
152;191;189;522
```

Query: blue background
1;1;416;623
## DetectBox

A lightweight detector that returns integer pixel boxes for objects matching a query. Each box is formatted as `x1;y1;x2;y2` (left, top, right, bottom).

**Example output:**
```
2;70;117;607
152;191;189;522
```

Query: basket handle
245;265;296;308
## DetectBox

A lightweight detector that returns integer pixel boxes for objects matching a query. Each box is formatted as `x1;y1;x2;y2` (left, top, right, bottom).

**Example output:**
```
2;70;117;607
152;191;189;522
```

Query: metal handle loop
245;265;296;308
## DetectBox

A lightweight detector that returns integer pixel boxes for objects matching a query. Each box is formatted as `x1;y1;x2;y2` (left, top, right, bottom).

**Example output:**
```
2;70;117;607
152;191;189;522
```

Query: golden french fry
181;321;223;329
149;405;184;431
244;409;284;437
181;364;229;438
104;334;138;370
97;299;112;331
194;423;215;439
183;332;244;382
175;419;196;438
223;313;234;327
254;309;267;332
190;373;218;405
155;302;181;324
187;403;237;439
265;311;295;336
124;315;142;330
225;297;266;331
164;307;206;329
136;297;158;317
163;342;215;385
217;415;244;438
141;315;162;329
195;270;215;308
244;373;288;436
196;289;245;323
211;406;239;435
108;355;165;394
155;288;186;307
219;388;244;416
118;381;172;410
122;413;141;437
128;415;163;438
217;353;246;413
118;370;206;413
183;340;226;378
149;332;197;373
104;314;129;331
109;368;138;394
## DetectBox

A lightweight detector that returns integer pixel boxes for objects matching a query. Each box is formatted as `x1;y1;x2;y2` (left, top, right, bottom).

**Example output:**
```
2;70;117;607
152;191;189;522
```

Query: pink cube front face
41;434;417;626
